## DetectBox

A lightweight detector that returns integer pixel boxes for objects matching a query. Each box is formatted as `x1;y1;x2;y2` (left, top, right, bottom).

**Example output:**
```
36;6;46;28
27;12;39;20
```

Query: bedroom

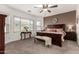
0;4;79;54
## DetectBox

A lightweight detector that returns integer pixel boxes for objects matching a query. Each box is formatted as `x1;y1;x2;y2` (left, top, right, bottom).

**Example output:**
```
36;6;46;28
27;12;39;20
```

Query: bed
36;24;66;47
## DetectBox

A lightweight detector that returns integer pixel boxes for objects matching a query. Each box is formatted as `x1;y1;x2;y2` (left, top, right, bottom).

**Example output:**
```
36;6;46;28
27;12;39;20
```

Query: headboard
47;24;66;31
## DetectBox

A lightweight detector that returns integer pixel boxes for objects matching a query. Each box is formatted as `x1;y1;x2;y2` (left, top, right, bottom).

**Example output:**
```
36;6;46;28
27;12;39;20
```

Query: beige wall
44;10;76;31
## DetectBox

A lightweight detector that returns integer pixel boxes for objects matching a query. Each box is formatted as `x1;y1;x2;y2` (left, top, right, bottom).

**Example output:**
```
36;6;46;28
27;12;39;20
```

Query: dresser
64;31;77;41
0;14;7;54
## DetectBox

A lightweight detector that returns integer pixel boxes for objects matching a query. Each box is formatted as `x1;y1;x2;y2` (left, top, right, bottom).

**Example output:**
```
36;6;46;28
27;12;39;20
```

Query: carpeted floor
5;38;79;54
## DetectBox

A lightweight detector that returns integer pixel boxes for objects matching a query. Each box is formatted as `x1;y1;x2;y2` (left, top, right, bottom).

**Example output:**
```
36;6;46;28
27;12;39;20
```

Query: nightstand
64;31;77;41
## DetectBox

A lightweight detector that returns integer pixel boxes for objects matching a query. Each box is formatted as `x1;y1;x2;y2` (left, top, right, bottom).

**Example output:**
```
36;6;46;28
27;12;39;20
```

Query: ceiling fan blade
40;10;43;13
47;10;51;13
49;5;58;8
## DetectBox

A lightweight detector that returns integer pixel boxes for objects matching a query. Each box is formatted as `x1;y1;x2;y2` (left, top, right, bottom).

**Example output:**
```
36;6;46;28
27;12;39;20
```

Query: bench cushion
35;36;51;40
35;36;52;46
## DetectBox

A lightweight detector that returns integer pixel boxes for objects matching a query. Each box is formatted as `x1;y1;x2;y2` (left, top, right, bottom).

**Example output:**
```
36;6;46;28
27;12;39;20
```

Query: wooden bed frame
36;24;66;47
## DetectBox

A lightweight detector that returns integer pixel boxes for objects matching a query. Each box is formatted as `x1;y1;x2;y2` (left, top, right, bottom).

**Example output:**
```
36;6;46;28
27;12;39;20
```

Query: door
0;14;7;54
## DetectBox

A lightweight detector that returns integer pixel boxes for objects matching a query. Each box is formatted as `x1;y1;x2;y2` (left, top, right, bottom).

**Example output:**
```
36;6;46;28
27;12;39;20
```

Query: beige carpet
5;38;79;54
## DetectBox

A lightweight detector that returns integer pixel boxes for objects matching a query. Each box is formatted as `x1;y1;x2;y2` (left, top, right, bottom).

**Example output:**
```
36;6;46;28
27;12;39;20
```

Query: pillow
56;29;62;32
46;28;57;32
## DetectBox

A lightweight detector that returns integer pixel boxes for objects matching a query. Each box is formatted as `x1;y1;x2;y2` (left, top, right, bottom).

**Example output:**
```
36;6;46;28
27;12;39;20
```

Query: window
13;17;21;32
36;21;42;31
13;16;34;32
21;18;33;32
29;20;33;31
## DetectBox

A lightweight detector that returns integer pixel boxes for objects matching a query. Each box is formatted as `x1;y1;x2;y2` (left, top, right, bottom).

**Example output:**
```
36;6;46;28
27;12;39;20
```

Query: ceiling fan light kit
34;4;58;13
43;9;48;11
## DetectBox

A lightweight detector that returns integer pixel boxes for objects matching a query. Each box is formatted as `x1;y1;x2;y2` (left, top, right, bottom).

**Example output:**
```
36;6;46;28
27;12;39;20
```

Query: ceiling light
43;9;48;11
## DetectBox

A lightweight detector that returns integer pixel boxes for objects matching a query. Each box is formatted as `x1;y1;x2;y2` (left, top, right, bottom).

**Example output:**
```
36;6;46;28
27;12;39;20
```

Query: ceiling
7;4;77;17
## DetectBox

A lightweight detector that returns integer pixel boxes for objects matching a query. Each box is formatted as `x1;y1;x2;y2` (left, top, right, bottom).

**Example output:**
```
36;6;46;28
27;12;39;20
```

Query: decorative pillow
56;29;63;32
56;28;66;35
46;28;57;32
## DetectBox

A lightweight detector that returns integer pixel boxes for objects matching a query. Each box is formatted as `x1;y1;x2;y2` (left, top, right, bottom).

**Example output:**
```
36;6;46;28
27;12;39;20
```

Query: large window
5;16;42;33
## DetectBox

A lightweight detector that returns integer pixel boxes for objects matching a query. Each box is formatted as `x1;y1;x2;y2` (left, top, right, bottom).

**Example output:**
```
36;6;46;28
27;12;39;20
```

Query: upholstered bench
34;36;52;46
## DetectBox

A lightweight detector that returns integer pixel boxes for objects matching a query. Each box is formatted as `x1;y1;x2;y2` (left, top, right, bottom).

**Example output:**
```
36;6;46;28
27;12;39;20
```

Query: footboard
36;32;62;47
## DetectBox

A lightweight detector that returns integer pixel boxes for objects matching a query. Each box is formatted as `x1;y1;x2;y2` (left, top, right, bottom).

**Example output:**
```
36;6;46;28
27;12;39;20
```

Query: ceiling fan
34;4;58;13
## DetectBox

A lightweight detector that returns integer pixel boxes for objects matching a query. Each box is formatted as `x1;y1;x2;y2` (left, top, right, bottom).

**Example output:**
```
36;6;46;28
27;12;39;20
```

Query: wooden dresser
0;14;7;54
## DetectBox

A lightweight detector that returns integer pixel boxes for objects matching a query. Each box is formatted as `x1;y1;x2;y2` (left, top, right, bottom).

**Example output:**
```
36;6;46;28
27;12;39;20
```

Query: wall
44;11;76;31
0;5;43;44
76;5;79;45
